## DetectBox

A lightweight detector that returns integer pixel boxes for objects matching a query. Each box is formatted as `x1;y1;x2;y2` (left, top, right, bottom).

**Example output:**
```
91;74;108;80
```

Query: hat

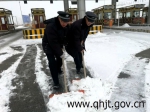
85;11;97;23
57;11;71;22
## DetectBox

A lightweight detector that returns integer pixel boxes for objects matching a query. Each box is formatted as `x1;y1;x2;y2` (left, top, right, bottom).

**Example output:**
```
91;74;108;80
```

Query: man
42;11;71;89
66;11;97;75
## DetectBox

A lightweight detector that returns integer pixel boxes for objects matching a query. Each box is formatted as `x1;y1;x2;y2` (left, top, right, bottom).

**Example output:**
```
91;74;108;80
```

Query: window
73;15;77;21
99;13;101;20
119;13;123;18
104;12;111;19
40;16;43;23
126;12;131;17
134;11;140;17
1;17;5;24
8;16;11;24
143;12;147;18
34;20;37;24
10;15;13;24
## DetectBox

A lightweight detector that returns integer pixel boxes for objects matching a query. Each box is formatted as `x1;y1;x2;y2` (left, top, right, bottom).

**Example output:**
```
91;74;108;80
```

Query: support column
112;0;116;23
77;0;86;19
63;0;69;12
148;0;150;24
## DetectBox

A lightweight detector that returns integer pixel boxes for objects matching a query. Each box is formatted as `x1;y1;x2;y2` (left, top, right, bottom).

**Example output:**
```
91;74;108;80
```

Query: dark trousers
66;46;82;71
45;53;62;85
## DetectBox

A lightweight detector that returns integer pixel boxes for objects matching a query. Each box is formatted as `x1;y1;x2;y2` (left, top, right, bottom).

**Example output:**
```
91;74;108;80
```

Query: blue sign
22;15;31;24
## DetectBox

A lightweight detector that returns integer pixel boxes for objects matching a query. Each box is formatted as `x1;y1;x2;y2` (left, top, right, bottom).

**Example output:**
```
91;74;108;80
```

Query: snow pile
70;77;112;96
88;32;107;38
121;23;130;27
47;77;113;112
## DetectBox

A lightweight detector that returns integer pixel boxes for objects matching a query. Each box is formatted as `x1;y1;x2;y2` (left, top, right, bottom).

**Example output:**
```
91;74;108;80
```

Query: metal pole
63;0;69;12
19;1;24;25
82;52;86;78
148;0;150;25
77;0;85;19
62;57;68;92
118;12;119;27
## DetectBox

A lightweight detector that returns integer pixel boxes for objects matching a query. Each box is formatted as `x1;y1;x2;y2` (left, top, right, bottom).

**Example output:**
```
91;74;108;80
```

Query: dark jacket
42;17;69;57
67;17;92;53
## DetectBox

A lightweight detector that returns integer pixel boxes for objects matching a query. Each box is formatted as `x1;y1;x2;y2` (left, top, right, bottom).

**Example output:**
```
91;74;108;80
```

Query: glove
81;44;85;50
60;53;65;59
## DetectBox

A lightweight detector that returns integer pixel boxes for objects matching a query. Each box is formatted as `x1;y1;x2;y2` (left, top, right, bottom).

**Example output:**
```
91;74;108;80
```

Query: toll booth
0;8;14;31
31;8;46;29
65;8;78;23
92;5;114;26
118;4;145;24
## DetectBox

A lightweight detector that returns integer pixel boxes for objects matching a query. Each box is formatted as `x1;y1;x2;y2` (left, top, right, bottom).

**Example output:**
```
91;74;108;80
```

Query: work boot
76;69;81;74
53;83;60;89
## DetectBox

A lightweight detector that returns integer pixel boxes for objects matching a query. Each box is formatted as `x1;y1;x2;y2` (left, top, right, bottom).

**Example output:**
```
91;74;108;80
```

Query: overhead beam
71;1;77;4
50;0;53;3
0;0;98;2
24;0;27;4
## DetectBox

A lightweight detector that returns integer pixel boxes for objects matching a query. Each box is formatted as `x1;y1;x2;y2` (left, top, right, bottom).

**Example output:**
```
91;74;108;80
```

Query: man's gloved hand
81;45;85;50
81;41;86;50
60;53;65;59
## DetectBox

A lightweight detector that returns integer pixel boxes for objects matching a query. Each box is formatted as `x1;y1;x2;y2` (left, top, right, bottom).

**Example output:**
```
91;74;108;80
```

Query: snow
0;38;42;64
10;38;42;46
0;45;26;112
0;30;150;112
0;47;20;64
144;62;150;112
85;32;148;82
121;23;130;27
35;44;52;102
15;26;28;30
47;77;112;112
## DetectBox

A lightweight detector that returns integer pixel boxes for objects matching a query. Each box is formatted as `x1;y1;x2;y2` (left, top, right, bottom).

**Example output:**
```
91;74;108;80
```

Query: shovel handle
62;57;68;93
62;47;68;93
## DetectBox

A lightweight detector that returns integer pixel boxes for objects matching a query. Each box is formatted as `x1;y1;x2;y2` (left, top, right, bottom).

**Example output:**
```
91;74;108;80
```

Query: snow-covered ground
15;25;29;30
0;30;150;112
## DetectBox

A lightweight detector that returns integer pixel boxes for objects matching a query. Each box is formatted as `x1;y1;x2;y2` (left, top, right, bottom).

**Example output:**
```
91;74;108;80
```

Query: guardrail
23;28;44;39
89;25;103;34
23;25;103;39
